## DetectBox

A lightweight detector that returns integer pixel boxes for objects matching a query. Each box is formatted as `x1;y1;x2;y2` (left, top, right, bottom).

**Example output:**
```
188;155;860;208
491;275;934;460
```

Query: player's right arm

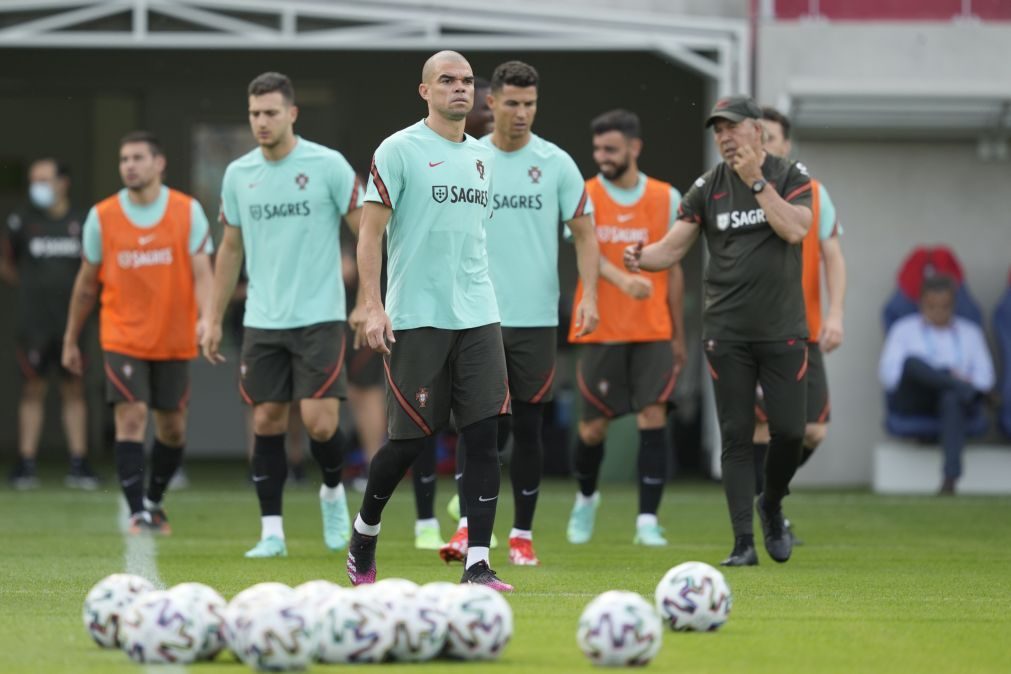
357;201;395;355
202;224;243;364
600;257;653;299
626;218;700;273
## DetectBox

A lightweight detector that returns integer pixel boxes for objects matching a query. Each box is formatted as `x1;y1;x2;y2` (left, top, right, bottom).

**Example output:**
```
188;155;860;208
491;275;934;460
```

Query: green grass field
1;463;1010;673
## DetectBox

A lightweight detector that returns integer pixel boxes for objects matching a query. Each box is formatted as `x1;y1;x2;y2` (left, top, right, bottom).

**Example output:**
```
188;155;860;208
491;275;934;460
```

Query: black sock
70;456;84;470
460;416;500;548
360;438;426;525
736;534;755;549
638;428;667;515
411;436;438;520
455;434;468;518
510;402;543;531
753;442;769;493
115;440;145;515
573;438;604;497
147;440;183;504
253;433;287;517
798;446;815;467
309;429;345;488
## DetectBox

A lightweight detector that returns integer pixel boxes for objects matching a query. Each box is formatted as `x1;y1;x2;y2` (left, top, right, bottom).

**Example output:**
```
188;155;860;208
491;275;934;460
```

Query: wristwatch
751;179;767;194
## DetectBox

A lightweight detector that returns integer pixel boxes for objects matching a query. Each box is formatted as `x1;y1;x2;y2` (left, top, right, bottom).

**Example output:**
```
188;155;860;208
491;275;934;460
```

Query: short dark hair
490;61;539;92
30;157;70;179
922;274;957;298
591;109;641;139
119;130;163;157
248;71;295;104
761;106;792;140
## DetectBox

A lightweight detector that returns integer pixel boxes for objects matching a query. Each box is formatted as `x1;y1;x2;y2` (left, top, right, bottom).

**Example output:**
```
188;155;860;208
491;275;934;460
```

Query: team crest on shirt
705;339;718;353
432;186;448;203
122;363;133;379
250;205;263;221
528;166;541;184
597;379;609;396
295;173;309;190
415;386;431;408
475;159;486;180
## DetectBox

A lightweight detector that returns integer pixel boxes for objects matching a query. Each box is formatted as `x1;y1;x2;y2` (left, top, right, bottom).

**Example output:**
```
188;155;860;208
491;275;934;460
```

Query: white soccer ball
371;578;448;662
119;589;203;664
169;582;228;660
293;580;342;620
224;582;294;650
82;573;155;648
316;586;395;663
576;590;663;667
444;584;513;661
654;561;732;632
230;592;316;671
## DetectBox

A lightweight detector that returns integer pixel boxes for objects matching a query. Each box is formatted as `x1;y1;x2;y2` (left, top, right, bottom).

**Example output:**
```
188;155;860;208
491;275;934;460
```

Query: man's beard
600;158;630;181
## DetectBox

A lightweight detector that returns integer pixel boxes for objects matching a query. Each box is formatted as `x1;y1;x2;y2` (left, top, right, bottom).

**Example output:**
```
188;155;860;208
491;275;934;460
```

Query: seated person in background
878;275;995;495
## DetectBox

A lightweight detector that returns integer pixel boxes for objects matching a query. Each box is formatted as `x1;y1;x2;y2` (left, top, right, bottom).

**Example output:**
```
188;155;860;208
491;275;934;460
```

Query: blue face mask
29;181;56;210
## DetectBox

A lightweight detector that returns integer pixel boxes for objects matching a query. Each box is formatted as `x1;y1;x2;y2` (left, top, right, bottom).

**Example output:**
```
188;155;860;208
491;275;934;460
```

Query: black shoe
65;460;101;490
756;494;793;563
346;529;377;585
720;538;758;567
460;560;513;592
9;459;40;490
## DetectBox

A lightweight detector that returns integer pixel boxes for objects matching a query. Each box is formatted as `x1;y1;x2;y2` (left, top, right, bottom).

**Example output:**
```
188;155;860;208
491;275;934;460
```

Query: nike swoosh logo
642;477;665;485
428;161;445;167
373;493;391;500
252;475;269;482
121;475;142;487
419;474;437;484
478;495;498;502
520;488;539;496
248;182;259;188
713;191;728;200
616;213;634;223
138;234;156;245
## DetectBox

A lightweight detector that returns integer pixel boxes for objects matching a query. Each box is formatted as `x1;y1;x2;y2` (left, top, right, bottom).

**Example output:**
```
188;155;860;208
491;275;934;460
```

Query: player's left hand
200;321;226;364
731;144;763;186
672;336;687;377
365;305;395;355
819;314;844;353
573;296;599;337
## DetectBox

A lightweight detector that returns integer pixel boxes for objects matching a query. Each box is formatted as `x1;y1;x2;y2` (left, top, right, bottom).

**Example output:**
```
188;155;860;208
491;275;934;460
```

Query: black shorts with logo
17;334;75;380
502;326;557;404
576;341;678;422
104;351;190;410
755;342;829;425
239;321;348;405
383;323;510;440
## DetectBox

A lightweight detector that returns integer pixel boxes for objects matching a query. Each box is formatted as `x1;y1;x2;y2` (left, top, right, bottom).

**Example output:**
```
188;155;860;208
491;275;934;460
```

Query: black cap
705;95;762;128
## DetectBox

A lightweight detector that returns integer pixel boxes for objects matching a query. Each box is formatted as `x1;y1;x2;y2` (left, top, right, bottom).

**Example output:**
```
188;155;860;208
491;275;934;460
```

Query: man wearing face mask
1;158;97;490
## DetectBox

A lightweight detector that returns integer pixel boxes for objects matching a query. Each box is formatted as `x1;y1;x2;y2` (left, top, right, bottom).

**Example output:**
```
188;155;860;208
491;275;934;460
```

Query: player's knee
253;403;288;435
303;415;338;442
461;416;498;463
804;423;827;450
158;426;185;447
21;378;47;400
115;403;148;438
636;404;667;429
753;422;771;444
770;424;805;450
579;419;608;446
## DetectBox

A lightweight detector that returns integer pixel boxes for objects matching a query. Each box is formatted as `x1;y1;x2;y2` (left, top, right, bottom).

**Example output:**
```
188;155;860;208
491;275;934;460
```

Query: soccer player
466;77;494;138
439;60;600;567
348;50;512;591
625;95;813;566
565;109;685;548
2;158;97;489
201;72;363;558
752;107;847;541
62;131;214;533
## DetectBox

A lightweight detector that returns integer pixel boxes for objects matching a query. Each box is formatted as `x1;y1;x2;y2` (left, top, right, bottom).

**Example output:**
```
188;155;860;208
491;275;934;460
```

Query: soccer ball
230;592;316;671
224;582;293;650
576;590;663;667
315;585;395;663
119;589;203;664
371;578;448;662
293;580;342;620
82;573;155;648
654;561;732;632
443;584;513;661
169;582;228;660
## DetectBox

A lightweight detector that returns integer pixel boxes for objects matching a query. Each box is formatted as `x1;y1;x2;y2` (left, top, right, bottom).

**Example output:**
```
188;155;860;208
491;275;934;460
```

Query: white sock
143;497;160;511
509;528;532;540
320;483;345;502
354;514;380;536
466;545;490;568
576;491;599;506
415;518;439;534
457;516;468;531
636;513;658;529
261;515;284;540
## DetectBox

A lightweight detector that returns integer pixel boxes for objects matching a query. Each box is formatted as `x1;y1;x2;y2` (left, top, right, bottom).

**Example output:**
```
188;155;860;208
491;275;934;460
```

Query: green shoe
566;492;600;544
447;493;461;521
633;523;668;547
321;487;351;552
244;535;288;558
414;521;445;550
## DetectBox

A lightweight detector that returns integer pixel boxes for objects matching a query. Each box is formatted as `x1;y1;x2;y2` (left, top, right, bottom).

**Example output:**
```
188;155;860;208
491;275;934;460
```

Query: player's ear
418;82;429;102
289;104;299;124
629;137;643;158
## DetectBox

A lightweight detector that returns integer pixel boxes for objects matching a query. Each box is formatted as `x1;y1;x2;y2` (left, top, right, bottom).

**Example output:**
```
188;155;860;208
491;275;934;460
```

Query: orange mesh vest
97;189;198;360
569;176;673;344
801;179;823;343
